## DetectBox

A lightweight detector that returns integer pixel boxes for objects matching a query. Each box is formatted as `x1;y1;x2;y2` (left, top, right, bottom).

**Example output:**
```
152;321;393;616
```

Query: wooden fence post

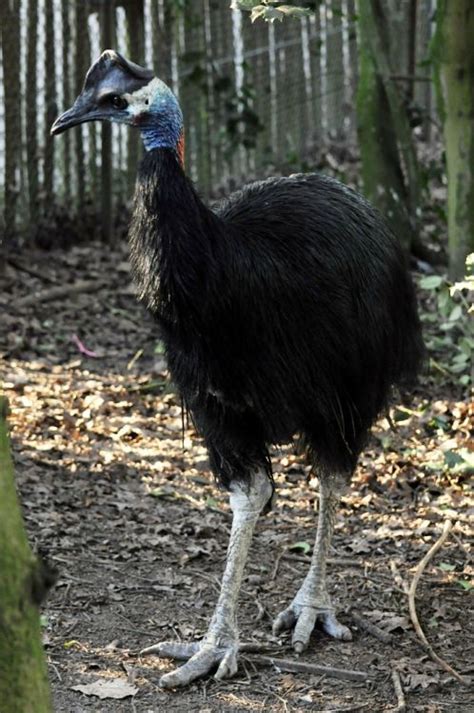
0;396;52;713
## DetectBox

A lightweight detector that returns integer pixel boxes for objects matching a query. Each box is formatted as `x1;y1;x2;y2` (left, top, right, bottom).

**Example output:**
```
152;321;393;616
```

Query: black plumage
51;51;426;685
129;148;423;491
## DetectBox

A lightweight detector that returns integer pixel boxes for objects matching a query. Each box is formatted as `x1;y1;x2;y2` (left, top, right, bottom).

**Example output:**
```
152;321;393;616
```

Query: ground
0;242;472;713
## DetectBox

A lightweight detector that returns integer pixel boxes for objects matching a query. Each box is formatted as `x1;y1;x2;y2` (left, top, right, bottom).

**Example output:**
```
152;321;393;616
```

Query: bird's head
51;50;184;160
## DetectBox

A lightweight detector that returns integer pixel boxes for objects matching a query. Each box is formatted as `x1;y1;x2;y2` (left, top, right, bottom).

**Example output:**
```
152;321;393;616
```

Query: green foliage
231;0;314;23
419;254;474;385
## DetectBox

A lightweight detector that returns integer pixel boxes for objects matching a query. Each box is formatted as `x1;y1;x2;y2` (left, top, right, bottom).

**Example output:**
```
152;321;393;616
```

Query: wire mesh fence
0;0;432;243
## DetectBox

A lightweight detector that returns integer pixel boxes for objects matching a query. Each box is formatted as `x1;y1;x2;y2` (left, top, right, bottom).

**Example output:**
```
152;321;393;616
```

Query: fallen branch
408;520;470;687
15;280;105;308
351;611;393;645
391;669;405;712
243;654;368;682
7;256;57;284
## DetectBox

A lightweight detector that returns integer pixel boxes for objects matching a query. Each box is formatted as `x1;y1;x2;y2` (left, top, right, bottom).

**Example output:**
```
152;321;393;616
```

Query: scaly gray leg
142;469;272;687
273;476;351;652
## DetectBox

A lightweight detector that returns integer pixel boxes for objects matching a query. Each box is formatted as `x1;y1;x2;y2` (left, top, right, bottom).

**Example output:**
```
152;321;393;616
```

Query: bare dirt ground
1;242;472;712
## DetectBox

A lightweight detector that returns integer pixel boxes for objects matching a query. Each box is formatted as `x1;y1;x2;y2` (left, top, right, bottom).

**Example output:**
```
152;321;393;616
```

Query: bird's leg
273;475;351;652
142;469;272;688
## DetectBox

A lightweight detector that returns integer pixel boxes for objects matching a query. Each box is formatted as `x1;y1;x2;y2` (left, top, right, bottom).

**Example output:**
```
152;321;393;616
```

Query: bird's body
130;148;422;486
52;50;424;689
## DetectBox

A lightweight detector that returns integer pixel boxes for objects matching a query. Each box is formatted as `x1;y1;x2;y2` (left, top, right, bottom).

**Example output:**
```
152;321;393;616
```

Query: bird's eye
111;95;127;110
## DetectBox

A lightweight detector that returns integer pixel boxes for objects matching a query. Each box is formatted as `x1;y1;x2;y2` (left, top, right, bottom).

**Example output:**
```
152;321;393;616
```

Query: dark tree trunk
26;0;39;228
61;0;72;203
44;0;57;210
0;0;21;239
100;0;115;242
433;1;474;278
74;0;87;212
124;0;145;197
356;0;420;251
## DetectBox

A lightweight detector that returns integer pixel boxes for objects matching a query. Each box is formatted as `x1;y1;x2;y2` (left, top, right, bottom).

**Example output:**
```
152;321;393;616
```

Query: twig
322;705;369;713
390;560;409;594
14;280;105;308
351;611;393;645
7;256;57;284
408;520;470;687
243;654;368;682
283;553;361;567
391;669;405;712
271;548;284;581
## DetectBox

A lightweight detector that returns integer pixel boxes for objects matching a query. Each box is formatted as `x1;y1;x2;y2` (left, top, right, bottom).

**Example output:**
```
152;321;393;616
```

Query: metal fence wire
0;0;432;243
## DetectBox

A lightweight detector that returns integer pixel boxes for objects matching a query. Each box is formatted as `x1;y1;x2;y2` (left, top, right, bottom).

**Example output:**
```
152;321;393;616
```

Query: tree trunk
44;0;57;211
433;1;474;279
0;0;21;239
356;1;412;249
75;1;87;213
367;0;420;219
124;0;145;197
61;0;72;203
100;0;115;242
26;0;39;228
0;397;52;713
326;0;345;139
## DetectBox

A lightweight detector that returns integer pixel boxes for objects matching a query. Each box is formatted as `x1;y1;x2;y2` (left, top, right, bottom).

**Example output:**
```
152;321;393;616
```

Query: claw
272;607;297;636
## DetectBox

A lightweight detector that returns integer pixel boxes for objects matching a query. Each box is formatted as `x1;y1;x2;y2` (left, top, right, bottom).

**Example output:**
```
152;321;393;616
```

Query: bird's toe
292;606;318;653
214;646;238;680
140;640;200;660
273;597;351;650
272;606;297;635
158;644;237;688
320;612;352;641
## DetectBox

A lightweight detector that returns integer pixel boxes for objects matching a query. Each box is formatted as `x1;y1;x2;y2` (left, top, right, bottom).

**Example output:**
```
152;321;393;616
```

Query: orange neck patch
177;131;185;168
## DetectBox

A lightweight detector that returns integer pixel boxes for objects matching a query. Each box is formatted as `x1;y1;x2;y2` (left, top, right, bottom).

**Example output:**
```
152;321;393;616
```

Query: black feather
129;149;423;490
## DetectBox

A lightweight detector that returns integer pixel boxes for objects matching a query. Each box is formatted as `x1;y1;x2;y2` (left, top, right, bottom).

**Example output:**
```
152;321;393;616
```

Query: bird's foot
273;589;351;653
141;636;238;688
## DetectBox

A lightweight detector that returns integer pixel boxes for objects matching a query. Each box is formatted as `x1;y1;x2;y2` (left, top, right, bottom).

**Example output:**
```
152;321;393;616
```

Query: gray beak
50;94;94;135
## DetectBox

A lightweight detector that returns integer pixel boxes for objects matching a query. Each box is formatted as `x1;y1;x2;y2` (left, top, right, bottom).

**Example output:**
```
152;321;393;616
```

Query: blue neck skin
139;91;183;152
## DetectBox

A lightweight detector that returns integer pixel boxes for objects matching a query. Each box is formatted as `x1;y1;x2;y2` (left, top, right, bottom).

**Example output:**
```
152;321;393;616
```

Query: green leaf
392;408;411;422
452;352;469;364
438;562;455;572
149;487;178;500
274;5;312;19
288;541;311;555
443;450;466;468
419;275;443;289
448;304;463;321
458;580;473;591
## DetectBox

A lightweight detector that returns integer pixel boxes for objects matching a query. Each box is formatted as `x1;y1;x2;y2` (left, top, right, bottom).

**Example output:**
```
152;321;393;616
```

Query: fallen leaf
288;541;311;555
71;678;138;700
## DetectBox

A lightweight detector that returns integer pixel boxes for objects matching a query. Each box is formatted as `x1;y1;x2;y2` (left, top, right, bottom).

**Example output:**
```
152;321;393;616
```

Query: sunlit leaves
231;1;313;23
418;254;473;384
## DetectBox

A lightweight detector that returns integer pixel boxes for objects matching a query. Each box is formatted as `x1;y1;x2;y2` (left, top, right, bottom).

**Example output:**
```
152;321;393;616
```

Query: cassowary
52;50;423;688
